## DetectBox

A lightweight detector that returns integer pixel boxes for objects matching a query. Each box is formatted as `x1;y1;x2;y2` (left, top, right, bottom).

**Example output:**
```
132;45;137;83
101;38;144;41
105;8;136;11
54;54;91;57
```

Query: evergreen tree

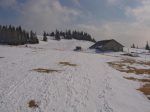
50;32;55;36
28;31;39;44
55;30;60;40
145;41;150;50
131;44;135;48
43;31;48;41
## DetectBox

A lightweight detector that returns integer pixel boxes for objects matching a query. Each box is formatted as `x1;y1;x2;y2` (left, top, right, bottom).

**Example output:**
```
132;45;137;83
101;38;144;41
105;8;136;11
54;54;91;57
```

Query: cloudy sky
0;0;150;47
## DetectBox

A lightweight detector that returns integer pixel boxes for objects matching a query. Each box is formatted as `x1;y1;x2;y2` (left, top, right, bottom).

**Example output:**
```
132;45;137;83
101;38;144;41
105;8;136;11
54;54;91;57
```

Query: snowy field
0;39;150;112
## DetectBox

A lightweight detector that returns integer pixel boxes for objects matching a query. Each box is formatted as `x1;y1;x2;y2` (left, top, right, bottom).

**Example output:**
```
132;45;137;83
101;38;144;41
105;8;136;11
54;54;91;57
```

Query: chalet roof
89;39;124;49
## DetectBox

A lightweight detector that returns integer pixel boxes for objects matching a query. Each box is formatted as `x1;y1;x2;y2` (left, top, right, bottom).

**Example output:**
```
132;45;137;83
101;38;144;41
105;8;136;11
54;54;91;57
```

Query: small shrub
43;36;47;42
74;46;82;51
28;100;39;108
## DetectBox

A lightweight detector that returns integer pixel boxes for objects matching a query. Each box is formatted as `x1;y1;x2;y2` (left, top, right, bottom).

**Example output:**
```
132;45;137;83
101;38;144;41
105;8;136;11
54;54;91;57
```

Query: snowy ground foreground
0;40;150;112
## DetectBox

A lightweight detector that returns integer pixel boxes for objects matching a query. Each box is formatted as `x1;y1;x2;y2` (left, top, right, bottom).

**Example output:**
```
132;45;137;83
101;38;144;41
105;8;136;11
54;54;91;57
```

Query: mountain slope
0;40;150;112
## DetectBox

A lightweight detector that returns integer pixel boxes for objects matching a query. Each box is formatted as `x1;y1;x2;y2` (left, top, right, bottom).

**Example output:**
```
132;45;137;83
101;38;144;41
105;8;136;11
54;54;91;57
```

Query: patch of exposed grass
107;62;126;70
139;79;150;83
125;77;150;100
137;84;150;96
121;58;150;66
108;59;150;75
121;68;150;75
121;58;137;64
124;77;137;81
32;68;60;73
59;62;77;67
124;77;150;83
28;100;39;108
108;58;150;100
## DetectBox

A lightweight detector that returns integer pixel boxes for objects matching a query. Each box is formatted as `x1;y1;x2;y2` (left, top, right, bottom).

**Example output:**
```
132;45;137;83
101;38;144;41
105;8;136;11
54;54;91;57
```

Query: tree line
131;41;150;50
44;30;96;43
0;25;39;45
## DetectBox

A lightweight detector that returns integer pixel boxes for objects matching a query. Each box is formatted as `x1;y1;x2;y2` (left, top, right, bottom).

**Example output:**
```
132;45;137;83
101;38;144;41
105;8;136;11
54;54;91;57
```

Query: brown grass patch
124;77;150;83
138;61;150;66
28;100;39;108
121;68;150;75
121;58;150;66
107;62;126;70
124;77;137;81
137;84;150;95
139;79;150;83
108;58;150;100
59;62;77;67
121;58;137;64
32;68;60;73
125;77;150;100
108;59;150;75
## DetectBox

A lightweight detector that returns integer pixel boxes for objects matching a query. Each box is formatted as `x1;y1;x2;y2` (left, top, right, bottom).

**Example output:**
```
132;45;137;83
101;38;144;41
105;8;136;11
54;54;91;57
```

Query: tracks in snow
0;48;114;112
97;69;114;112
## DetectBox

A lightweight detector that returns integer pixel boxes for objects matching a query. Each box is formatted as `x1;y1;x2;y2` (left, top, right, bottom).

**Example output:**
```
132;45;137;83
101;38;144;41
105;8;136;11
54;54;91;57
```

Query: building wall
102;40;123;52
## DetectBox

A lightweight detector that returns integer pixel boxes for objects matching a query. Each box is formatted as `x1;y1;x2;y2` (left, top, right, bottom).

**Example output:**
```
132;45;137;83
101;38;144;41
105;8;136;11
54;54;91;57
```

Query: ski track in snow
0;41;150;112
0;47;113;112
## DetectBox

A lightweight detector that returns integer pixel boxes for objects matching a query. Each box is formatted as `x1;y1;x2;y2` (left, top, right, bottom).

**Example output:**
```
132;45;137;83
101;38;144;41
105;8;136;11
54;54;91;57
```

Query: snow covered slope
0;40;150;112
36;36;94;51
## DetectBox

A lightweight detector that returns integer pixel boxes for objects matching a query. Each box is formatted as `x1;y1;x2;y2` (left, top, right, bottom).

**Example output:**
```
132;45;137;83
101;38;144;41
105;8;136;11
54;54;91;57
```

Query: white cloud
14;0;81;33
126;0;150;25
76;21;150;47
79;0;150;47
